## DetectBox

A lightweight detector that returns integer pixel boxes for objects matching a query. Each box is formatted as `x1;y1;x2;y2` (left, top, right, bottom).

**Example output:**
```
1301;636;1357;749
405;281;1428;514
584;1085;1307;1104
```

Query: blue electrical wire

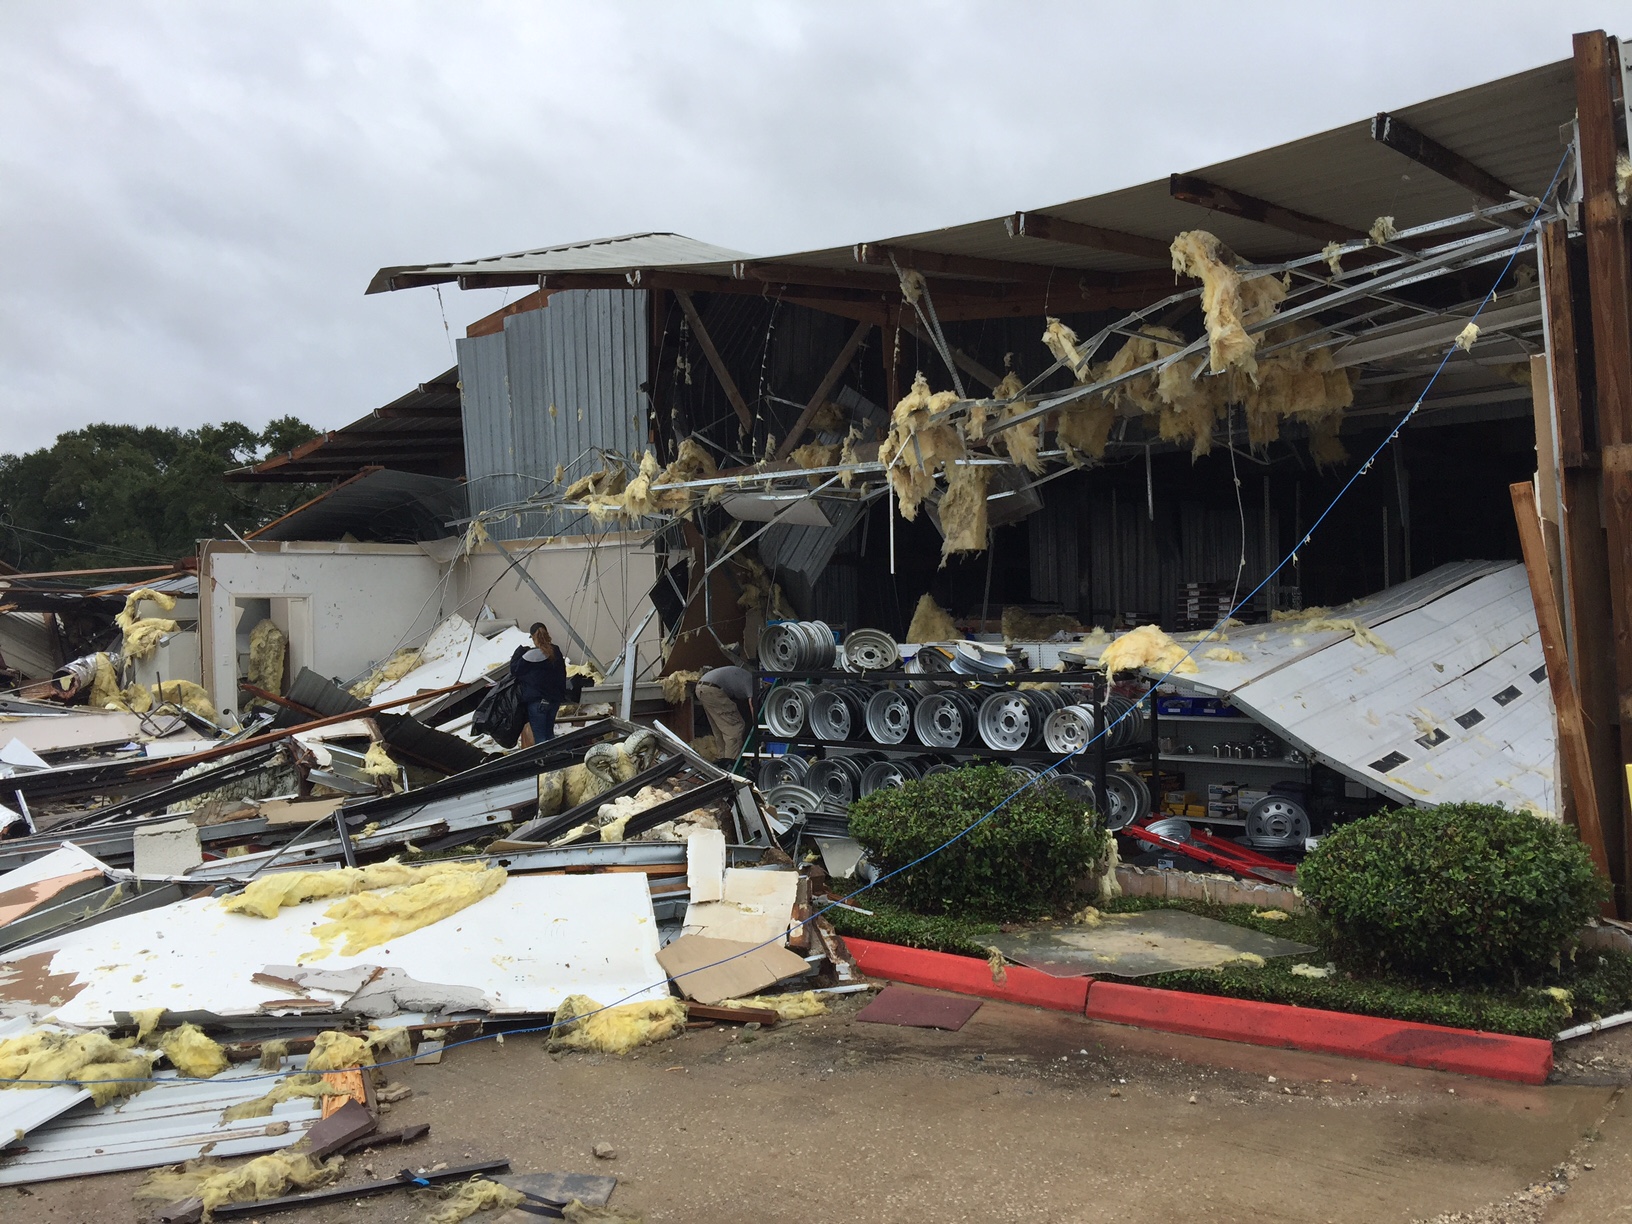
1;149;1570;1092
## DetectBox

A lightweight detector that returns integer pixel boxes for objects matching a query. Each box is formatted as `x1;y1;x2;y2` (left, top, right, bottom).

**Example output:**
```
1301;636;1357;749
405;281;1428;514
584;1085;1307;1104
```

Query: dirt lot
9;992;1632;1224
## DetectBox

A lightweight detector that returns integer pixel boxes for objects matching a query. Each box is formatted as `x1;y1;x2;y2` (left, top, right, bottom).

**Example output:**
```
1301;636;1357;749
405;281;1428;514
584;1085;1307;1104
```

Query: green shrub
846;764;1105;919
1299;802;1608;984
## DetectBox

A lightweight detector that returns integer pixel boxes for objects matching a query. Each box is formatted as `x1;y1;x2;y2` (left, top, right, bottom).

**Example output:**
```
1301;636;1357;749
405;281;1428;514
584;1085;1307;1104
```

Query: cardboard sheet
656;933;809;1004
681;867;798;944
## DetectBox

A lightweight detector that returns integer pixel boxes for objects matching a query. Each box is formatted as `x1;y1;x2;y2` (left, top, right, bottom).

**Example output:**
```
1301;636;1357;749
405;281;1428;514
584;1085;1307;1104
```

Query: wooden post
1511;481;1613;882
1574;30;1632;892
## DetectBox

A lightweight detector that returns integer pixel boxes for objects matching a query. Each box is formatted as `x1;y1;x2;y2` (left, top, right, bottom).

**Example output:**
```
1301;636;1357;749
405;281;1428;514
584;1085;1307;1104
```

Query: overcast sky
0;2;1620;455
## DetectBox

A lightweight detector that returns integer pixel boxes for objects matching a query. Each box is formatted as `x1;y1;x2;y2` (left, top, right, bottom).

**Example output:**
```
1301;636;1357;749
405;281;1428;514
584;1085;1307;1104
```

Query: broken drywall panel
131;820;203;878
0;872;668;1028
685;830;726;904
0;712;150;756
681;867;799;945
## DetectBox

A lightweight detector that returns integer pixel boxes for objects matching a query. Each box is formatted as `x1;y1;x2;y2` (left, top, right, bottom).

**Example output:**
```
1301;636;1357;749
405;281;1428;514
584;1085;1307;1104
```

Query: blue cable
1;149;1570;1092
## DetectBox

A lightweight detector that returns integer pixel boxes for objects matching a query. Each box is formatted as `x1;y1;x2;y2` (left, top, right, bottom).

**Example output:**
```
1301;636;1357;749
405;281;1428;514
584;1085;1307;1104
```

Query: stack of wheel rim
757;753;809;791
807;752;884;806
976;687;1072;751
913;687;982;748
1042;694;1147;755
763;682;814;737
760;620;837;672
808;682;871;742
863;687;917;744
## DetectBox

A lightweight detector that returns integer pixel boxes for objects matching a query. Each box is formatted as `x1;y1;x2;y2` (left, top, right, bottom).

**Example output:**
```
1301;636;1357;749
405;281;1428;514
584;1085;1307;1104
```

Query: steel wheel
1245;795;1310;849
763;683;811;738
1043;704;1097;755
864;687;916;744
914;689;977;748
978;691;1038;751
842;628;899;672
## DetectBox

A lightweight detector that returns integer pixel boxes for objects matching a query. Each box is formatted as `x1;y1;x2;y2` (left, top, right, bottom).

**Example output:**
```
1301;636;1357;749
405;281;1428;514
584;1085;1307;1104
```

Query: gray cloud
0;1;1619;452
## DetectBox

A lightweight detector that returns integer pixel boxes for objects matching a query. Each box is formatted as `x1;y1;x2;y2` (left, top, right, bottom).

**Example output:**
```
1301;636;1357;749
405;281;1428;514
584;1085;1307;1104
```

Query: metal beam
1005;211;1172;262
854;242;1083;285
487;536;606;673
674;289;754;432
1371;112;1521;206
1169;173;1364;242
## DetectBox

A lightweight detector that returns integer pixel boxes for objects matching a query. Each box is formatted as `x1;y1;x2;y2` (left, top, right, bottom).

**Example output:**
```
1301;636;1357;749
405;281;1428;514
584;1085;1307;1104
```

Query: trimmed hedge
846;764;1105;919
1299;802;1608;984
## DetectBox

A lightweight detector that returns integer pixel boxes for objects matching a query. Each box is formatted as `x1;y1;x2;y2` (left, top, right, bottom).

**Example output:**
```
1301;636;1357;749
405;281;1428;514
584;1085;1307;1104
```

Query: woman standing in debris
511;622;568;744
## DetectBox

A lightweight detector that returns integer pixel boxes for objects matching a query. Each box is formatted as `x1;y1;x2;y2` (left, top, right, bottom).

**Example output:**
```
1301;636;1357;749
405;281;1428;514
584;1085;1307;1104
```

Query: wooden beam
1540;220;1589;466
1005;211;1172;263
465;288;551;338
1168;173;1364;242
773;320;873;460
1370;113;1519;205
674;289;754;433
1511;479;1613;884
1576;29;1632;894
734;261;1008;297
854;242;1083;286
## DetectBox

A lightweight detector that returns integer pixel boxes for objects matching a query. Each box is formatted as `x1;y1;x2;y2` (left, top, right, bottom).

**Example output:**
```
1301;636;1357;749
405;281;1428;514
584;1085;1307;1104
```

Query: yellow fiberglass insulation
247;619;287;697
567;661;604;686
1056;397;1117;464
717;991;828;1019
938;462;989;563
350;647;423;700
1154;349;1229;458
789;441;840;485
427;1177;527;1224
88;651;124;708
548;994;688;1056
219;1074;341;1122
304;1030;375;1072
222;859;492;919
117;588;180;662
304;864;508;960
362;742;400;790
563;464;627;503
1201;647;1247;663
1098;625;1199;677
906;593;958;643
1369;215;1399;245
1304;618;1393;654
659;669;702;705
981;372;1043;473
838;426;864;488
879;373;965;520
1322;241;1344;276
1103;331;1174;415
660;437;717;485
1042;317;1087;377
157;1023;228;1078
135;1153;341;1221
133;1007;166;1042
148;680;219;723
1169;231;1286;378
0;1030;154;1107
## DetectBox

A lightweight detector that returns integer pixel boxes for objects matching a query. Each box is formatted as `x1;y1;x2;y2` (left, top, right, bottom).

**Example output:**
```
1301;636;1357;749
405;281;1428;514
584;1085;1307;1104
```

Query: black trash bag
472;676;527;748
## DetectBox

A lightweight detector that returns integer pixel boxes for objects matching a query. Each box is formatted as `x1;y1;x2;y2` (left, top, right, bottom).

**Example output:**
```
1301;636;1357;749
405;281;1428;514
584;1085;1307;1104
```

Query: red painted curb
1085;981;1554;1084
845;937;1090;1013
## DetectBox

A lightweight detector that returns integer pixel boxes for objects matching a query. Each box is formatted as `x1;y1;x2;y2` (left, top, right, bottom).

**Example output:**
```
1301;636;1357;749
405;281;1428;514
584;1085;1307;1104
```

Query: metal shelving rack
749;667;1160;818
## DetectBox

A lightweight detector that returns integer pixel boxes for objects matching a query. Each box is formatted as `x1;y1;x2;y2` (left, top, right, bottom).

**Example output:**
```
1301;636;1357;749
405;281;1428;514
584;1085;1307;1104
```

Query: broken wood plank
686;1002;780;1026
305;1098;377;1160
1511;480;1612;883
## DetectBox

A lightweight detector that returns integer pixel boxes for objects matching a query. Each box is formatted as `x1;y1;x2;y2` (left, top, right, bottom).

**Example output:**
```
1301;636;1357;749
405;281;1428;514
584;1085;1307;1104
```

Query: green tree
0;419;321;571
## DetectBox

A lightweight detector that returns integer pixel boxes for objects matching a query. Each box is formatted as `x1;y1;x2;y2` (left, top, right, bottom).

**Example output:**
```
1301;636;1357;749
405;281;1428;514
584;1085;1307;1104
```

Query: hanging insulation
659;669;703;705
1307;416;1348;467
938;462;989;563
1454;322;1480;352
1056;398;1117;464
1170;232;1286;378
838;426;864;488
1041;318;1087;378
563;465;627;503
906;593;958;643
246;619;287;698
1322;242;1344;276
879;373;965;521
981;372;1043;473
1369;215;1399;245
117;588;180;663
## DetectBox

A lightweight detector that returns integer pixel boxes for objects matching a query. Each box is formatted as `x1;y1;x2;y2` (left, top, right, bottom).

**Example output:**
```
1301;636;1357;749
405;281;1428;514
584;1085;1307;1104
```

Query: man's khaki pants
695;683;746;760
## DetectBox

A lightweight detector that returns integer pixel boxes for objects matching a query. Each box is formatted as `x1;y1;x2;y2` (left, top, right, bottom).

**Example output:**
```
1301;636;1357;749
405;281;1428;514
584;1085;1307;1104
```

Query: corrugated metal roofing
247;469;467;543
0;1059;320;1185
1155;561;1556;814
370;233;751;293
458;289;651;539
369;60;1576;292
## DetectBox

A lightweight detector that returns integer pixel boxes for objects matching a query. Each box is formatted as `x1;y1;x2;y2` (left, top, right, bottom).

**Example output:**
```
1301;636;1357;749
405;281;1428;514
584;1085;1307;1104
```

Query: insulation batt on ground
427;1177;527;1224
717;991;828;1019
135;1152;342;1222
548;994;688;1055
0;1029;156;1106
